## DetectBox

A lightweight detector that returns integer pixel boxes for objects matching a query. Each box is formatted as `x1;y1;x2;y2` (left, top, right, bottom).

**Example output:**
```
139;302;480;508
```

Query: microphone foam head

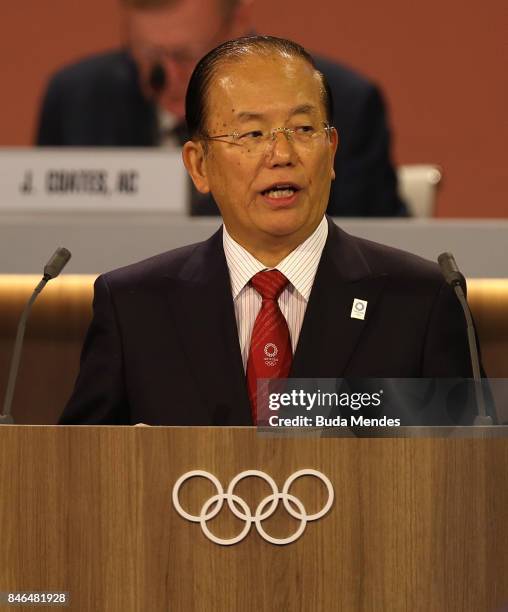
438;252;466;289
43;247;72;279
149;63;166;95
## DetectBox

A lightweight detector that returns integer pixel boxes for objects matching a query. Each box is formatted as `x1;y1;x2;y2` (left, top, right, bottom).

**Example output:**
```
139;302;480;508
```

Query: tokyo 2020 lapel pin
351;298;368;320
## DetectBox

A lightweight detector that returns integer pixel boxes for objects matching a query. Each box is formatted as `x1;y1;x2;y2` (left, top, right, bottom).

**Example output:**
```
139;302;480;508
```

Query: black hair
185;35;334;139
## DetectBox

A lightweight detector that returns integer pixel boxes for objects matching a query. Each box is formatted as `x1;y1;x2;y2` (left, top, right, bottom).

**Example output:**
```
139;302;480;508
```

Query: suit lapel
164;220;388;420
291;219;388;378
165;229;252;424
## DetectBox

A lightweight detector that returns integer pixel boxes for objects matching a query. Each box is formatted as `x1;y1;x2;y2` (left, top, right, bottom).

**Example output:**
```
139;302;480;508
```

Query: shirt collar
223;216;328;301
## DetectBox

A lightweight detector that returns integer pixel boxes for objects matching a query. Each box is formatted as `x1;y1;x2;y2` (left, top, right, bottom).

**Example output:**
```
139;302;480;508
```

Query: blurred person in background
36;0;407;217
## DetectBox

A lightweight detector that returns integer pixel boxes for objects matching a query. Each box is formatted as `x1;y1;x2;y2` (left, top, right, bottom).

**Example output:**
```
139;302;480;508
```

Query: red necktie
246;270;292;423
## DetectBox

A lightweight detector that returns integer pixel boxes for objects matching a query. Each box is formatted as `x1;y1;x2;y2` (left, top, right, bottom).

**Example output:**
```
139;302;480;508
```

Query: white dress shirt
223;216;329;370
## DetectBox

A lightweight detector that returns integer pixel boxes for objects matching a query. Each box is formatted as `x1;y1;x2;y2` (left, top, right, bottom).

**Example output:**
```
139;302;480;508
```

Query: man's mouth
261;183;301;199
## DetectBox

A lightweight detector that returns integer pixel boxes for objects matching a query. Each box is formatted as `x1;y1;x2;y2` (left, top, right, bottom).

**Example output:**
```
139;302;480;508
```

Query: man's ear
182;140;210;194
329;127;339;181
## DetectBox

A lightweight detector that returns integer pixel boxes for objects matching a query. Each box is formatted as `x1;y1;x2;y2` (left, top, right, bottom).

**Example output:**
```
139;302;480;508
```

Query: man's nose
265;131;296;166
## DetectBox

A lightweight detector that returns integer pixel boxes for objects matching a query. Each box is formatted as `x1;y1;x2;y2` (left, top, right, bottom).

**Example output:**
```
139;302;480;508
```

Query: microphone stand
451;282;492;425
438;252;493;425
1;248;71;425
1;278;48;424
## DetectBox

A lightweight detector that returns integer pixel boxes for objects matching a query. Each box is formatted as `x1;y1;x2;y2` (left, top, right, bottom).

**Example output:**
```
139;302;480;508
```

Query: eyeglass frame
201;123;335;151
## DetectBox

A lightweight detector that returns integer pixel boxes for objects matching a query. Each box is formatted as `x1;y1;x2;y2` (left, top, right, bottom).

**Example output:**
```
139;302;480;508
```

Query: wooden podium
1;426;507;611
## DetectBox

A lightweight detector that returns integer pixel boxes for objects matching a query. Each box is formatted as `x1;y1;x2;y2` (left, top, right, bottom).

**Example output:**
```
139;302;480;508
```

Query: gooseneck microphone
437;252;493;425
0;248;71;425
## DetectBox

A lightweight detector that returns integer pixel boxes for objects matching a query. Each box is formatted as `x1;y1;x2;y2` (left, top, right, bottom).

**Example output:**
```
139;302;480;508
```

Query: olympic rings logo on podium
172;469;334;546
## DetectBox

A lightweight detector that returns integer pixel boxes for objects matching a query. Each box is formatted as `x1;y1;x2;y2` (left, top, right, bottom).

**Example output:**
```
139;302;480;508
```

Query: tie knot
250;270;289;300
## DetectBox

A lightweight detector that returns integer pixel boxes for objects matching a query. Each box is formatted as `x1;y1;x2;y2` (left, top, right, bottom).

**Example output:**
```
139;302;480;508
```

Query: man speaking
59;36;474;426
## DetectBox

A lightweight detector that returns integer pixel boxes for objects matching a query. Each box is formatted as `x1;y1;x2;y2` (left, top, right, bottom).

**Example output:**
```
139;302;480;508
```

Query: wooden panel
0;275;94;336
0;427;507;611
0;277;507;424
0;276;94;424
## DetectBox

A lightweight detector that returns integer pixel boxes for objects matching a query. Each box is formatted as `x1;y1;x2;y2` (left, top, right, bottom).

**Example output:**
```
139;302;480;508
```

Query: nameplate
0;148;187;212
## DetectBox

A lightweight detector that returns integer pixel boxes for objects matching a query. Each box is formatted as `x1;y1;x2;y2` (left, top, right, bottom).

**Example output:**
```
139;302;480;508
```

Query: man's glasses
202;124;335;157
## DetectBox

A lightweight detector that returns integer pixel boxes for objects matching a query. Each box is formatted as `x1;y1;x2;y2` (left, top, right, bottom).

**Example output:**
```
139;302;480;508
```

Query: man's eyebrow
235;104;318;123
236;111;265;123
289;104;317;116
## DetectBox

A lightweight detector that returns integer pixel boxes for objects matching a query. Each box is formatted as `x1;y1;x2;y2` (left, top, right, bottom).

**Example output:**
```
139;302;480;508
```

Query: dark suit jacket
59;219;476;426
36;50;407;217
